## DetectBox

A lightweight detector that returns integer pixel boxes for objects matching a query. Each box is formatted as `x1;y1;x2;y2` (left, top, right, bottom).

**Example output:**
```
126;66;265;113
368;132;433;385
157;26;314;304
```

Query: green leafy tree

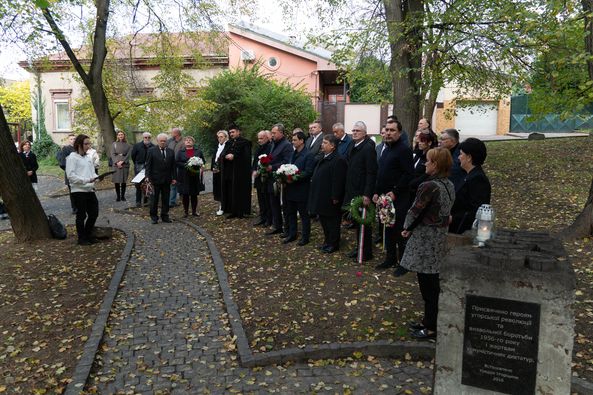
346;55;392;104
189;66;317;156
0;80;31;125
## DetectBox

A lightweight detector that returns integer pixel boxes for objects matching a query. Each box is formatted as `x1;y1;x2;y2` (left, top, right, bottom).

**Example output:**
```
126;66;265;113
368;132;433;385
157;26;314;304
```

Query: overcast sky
0;0;345;81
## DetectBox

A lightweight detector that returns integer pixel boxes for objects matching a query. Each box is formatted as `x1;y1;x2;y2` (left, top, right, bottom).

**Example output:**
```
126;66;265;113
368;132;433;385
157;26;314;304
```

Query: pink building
228;22;347;131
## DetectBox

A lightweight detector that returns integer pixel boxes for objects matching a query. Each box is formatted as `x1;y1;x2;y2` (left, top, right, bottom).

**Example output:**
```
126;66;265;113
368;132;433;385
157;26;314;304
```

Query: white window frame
54;99;71;131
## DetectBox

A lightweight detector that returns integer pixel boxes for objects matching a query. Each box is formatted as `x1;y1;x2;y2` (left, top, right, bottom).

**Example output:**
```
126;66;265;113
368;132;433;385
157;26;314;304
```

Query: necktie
161;149;166;159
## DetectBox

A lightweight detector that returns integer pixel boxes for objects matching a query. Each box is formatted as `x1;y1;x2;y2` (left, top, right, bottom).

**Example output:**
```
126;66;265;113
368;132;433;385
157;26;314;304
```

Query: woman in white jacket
66;134;99;245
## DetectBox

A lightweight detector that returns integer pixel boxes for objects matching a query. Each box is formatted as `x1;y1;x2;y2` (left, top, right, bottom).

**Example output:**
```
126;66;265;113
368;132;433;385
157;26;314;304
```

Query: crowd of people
49;117;492;341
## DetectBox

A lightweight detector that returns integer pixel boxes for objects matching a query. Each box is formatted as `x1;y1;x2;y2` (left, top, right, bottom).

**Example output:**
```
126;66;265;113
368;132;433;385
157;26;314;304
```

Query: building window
267;57;279;69
50;89;72;132
55;101;71;131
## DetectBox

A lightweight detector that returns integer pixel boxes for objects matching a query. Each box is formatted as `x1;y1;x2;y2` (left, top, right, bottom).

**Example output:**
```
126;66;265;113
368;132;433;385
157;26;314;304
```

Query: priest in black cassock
221;125;252;218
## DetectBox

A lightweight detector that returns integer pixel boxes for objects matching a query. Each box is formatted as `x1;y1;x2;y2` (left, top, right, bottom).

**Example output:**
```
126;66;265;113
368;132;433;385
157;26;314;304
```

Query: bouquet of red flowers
257;154;273;181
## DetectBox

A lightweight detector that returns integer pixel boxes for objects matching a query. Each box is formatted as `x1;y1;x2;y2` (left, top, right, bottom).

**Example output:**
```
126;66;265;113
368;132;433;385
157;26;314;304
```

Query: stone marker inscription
462;295;540;395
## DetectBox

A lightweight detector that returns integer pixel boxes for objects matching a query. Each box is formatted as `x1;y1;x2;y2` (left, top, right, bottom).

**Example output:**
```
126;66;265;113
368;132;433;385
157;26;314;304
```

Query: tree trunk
0;104;52;242
88;83;115;149
383;0;424;142
563;1;593;240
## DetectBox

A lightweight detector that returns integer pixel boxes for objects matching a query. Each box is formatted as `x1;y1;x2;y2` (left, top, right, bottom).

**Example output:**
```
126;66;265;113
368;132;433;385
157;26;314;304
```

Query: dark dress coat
409;150;428;196
285;148;315;202
211;144;226;202
343;137;377;204
130;141;155;175
220;136;252;215
266;137;294;193
375;137;414;218
252;141;272;189
448;143;464;191
449;166;491;234
175;147;206;195
337;134;353;157
308;151;348;216
20;151;39;183
145;146;176;185
305;133;324;161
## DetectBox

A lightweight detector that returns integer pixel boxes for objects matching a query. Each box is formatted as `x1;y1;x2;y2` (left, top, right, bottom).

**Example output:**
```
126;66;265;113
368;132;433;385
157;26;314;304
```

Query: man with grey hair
167;127;183;207
333;122;353;157
130;132;155;207
266;123;293;235
343;121;377;261
145;133;176;224
252;130;273;226
305;120;324;161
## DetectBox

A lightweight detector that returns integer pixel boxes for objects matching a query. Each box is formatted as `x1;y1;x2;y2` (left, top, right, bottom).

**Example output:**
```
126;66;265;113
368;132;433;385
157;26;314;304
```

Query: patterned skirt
400;224;449;274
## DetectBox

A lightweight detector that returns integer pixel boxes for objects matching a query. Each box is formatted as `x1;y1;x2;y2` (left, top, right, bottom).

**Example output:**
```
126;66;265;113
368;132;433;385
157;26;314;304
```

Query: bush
186;65;317;157
32;133;59;160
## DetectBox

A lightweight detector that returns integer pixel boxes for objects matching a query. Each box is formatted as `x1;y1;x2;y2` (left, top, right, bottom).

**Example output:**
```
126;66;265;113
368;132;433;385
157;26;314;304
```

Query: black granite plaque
461;295;540;395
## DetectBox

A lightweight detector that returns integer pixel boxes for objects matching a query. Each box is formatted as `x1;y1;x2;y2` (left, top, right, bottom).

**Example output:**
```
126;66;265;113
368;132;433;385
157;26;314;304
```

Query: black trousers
384;216;407;264
71;192;98;241
286;200;310;241
150;183;171;220
256;185;272;225
417;273;440;332
319;214;341;248
268;191;282;230
67;184;76;210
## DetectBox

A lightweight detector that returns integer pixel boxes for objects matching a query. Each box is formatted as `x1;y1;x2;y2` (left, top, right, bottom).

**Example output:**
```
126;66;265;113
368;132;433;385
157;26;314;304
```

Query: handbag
108;142;116;167
47;214;67;240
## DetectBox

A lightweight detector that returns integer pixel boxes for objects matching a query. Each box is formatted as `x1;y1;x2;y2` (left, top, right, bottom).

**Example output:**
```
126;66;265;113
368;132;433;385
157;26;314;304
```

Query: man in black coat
252;130;272;226
145;133;176;224
305;120;324;162
130;132;155;207
343;121;377;261
266;123;294;235
221;125;252;218
373;118;414;271
309;134;348;253
284;131;315;245
439;128;464;191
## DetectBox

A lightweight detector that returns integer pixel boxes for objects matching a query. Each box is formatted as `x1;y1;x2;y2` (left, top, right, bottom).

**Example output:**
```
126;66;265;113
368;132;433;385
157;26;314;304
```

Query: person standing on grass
211;130;228;216
66;134;99;246
265;123;293;234
175;136;205;217
110;129;131;202
252;130;272;227
58;133;77;214
220;125;252;219
167;127;184;208
19;140;39;191
145;133;176;224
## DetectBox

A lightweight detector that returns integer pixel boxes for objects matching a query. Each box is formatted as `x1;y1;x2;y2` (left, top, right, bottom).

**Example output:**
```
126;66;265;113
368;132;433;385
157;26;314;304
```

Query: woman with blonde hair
211;130;228;215
400;147;455;340
111;129;131;201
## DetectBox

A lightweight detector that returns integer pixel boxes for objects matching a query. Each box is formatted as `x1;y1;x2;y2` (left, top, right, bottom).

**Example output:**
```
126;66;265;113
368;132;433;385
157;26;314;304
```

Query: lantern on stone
473;204;495;247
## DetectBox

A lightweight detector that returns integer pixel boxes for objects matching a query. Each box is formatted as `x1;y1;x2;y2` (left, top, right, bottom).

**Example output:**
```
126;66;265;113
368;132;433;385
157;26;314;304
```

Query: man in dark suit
333;122;353;157
266;123;294;235
305;120;324;161
221;125;252;218
284;131;315;245
309;134;348;253
373;118;414;272
252;130;272;226
130;132;154;207
344;121;377;261
145;133;176;224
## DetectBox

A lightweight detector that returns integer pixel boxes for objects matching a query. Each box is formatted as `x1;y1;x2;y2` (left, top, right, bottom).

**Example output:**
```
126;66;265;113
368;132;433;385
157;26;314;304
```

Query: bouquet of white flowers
186;156;204;174
274;164;300;184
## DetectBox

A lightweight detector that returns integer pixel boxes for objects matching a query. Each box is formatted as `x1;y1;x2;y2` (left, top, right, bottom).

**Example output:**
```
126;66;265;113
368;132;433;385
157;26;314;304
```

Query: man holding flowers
283;131;316;245
252;130;273;227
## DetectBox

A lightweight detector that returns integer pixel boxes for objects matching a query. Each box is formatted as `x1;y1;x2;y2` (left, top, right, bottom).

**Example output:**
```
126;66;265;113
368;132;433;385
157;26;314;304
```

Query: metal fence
510;94;593;132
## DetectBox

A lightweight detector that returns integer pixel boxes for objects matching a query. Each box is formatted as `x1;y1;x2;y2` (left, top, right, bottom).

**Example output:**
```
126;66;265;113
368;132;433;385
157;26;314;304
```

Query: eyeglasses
143;136;151;139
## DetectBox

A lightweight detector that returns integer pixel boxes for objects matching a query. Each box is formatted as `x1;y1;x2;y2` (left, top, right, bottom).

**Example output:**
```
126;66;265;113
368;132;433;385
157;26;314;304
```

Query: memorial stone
434;230;575;395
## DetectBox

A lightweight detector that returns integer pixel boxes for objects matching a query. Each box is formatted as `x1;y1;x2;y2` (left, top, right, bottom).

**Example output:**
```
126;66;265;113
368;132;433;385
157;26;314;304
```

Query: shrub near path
193;137;593;381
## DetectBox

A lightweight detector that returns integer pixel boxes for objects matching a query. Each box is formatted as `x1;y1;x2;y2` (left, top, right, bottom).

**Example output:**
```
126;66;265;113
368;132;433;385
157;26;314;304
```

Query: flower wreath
349;196;376;226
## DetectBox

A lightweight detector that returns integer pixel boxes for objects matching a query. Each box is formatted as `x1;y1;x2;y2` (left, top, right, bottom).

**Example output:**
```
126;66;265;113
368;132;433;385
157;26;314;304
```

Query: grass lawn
191;136;593;382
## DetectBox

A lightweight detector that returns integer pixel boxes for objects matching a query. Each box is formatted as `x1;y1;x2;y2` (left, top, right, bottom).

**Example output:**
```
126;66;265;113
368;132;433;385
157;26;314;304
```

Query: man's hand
332;199;340;205
171;180;177;185
372;194;379;204
387;191;395;200
27;171;33;176
401;230;411;238
225;153;234;160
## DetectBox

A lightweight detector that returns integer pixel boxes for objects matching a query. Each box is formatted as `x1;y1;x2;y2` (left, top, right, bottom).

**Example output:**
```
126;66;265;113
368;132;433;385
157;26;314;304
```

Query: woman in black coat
211;130;228;215
176;136;206;217
19;140;39;190
308;135;347;253
449;138;491;234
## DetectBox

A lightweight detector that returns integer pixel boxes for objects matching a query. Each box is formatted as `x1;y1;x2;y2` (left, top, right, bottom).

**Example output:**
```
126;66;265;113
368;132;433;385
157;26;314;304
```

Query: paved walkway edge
573;376;593;395
64;229;135;395
182;220;437;367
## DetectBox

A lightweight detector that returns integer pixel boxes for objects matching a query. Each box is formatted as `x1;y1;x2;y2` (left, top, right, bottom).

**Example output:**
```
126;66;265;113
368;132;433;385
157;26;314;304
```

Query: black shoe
116;197;121;202
78;239;92;246
317;244;329;250
408;322;425;331
279;233;289;238
183;213;189;218
121;197;126;201
89;237;100;244
135;202;142;208
322;245;339;254
410;328;436;340
72;208;78;215
373;236;382;245
151;218;158;224
375;261;395;270
283;236;297;244
266;228;282;235
297;239;309;246
353;254;374;262
162;217;172;223
347;250;357;259
192;212;198;217
393;266;409;277
226;214;237;219
253;219;266;226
